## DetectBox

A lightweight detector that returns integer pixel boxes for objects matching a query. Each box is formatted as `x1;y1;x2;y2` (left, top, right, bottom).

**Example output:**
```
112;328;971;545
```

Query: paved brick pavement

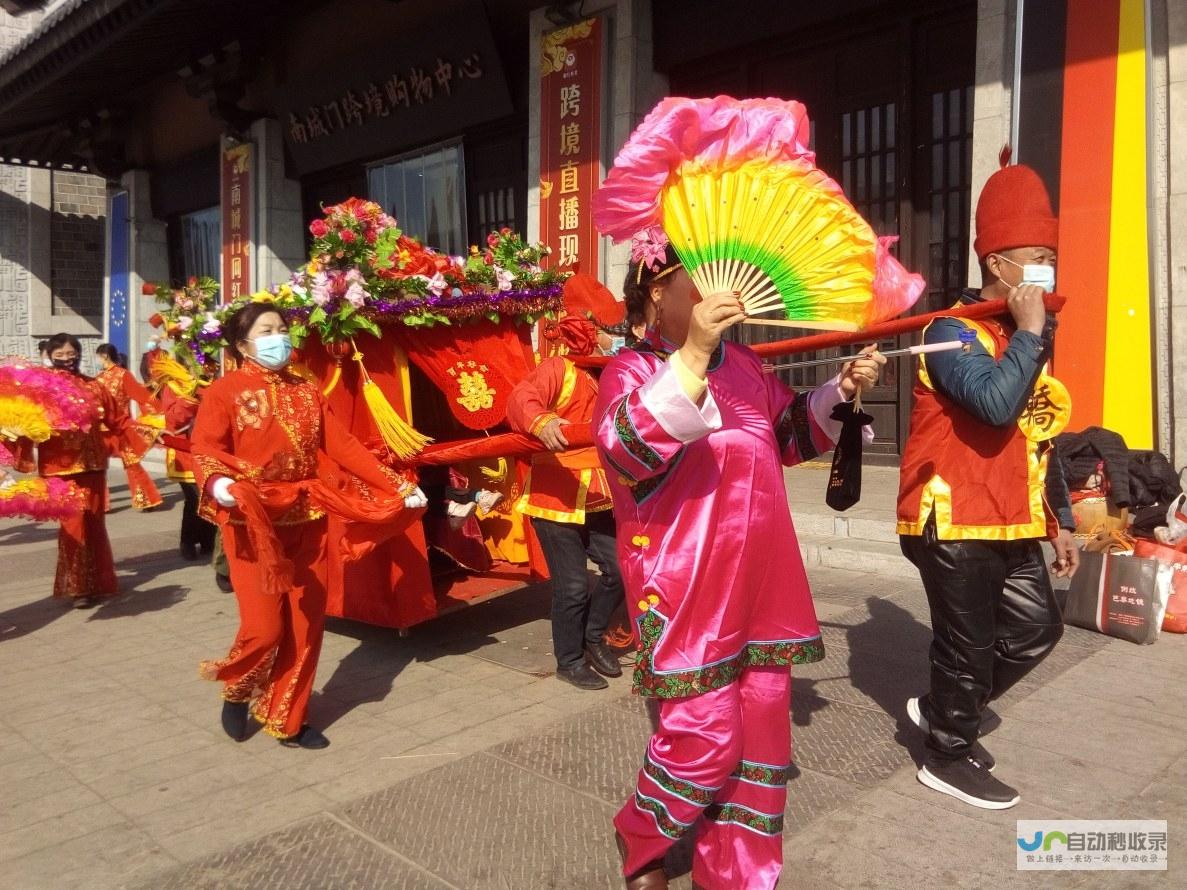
0;465;1183;888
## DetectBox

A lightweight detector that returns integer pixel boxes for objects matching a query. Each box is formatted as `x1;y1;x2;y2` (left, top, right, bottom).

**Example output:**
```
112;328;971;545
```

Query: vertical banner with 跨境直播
538;17;602;277
221;141;253;304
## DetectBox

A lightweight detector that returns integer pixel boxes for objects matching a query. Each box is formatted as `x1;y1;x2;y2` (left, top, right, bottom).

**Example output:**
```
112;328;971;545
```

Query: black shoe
917;754;1020;809
906;696;996;771
279;725;330;749
71;595;99;609
215;574;234;593
585;642;624;678
556;663;609;690
221;700;249;741
180;542;199;561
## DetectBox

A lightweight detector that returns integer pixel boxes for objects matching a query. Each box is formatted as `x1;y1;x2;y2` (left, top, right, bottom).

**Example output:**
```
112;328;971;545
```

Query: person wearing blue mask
191;301;428;749
898;154;1080;810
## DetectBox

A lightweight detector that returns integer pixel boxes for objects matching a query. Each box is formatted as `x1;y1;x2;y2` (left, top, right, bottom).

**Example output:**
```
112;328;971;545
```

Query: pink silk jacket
594;334;855;698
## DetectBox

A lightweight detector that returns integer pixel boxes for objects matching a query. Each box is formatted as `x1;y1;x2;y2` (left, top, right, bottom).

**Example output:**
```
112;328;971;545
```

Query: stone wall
0;6;42;360
0;163;32;358
50;171;107;322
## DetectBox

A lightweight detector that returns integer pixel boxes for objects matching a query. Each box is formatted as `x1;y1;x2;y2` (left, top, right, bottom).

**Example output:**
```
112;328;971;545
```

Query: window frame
366;138;469;256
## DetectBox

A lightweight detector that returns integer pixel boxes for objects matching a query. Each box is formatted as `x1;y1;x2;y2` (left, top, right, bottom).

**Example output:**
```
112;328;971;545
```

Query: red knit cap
973;149;1058;260
562;273;626;329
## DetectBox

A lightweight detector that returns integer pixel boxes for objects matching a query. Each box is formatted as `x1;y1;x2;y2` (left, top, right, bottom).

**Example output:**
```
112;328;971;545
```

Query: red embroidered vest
897;318;1061;542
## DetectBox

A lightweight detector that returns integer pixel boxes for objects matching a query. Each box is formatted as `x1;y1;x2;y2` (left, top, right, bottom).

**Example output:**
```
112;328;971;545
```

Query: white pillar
250;117;306;291
121;169;169;365
1166;0;1187;466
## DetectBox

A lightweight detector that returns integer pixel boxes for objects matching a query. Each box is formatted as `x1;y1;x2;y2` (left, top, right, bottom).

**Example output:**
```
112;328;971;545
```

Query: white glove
403;486;428;510
211;476;237;507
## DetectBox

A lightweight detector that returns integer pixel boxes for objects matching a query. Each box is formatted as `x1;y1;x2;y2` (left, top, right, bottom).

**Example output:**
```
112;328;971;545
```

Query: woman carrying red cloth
191;302;426;749
148;352;216;560
19;334;139;608
95;343;163;511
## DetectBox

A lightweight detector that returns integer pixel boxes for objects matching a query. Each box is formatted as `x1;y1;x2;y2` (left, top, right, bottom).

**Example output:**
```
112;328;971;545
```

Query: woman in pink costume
595;235;883;890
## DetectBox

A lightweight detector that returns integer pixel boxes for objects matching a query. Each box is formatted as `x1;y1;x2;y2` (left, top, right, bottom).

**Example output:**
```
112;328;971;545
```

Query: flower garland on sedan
286;198;566;346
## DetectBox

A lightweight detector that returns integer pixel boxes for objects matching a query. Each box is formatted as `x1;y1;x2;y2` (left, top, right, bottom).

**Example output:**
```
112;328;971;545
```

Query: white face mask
995;254;1056;294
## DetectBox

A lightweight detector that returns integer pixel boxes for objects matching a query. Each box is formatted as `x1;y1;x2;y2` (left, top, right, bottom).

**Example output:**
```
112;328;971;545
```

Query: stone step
791;510;900;544
797;533;917;579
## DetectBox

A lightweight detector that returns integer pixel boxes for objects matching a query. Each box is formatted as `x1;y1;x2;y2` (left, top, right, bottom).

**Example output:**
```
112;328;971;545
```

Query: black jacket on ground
1055;427;1132;507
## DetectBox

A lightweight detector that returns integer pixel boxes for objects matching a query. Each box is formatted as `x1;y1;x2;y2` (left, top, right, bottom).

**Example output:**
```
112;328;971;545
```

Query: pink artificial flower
630;226;670;272
494;266;514;292
344;281;367;308
176;316;194;332
311;272;331;307
426;273;448;296
309;219;329;238
340;229;357;244
201;313;220;334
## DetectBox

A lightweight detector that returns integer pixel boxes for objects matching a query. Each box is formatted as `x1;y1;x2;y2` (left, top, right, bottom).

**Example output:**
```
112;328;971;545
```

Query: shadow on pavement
0;523;59;545
0;594;69;641
313;618;421;730
842;595;932;764
88;583;189;620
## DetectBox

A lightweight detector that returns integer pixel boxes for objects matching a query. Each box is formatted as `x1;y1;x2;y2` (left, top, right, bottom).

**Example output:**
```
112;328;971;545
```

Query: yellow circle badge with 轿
1018;373;1072;442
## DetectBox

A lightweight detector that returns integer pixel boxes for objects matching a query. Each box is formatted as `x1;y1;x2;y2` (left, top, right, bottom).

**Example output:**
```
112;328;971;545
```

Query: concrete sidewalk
0;467;1183;888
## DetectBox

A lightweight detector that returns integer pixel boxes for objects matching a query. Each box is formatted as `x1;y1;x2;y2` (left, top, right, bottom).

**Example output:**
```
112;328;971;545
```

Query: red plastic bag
1133;540;1187;634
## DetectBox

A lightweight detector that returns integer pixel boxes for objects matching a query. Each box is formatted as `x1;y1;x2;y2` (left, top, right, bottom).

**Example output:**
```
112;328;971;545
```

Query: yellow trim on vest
555;358;579;411
918;317;998;391
896;441;1050;541
515;467;612;524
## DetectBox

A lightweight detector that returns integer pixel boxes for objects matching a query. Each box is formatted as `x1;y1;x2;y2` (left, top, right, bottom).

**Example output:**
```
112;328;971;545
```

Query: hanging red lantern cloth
390;318;538;431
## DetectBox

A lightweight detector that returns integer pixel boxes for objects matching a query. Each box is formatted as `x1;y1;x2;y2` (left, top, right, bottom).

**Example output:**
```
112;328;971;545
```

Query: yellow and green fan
593;96;923;330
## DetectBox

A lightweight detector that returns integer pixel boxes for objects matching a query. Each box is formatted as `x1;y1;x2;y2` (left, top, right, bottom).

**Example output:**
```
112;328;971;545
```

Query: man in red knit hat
507;274;628;689
897;154;1080;809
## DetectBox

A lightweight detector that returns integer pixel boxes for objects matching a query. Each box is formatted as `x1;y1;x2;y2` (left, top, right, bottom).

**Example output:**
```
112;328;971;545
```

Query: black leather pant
901;524;1063;760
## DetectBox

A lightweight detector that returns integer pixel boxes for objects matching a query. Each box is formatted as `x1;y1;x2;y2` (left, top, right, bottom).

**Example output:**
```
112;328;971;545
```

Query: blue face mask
250;333;292;370
607;336;626;355
996;255;1056;294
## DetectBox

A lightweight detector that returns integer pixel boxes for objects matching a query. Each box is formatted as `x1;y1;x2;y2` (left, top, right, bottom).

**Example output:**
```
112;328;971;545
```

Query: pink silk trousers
614;666;791;889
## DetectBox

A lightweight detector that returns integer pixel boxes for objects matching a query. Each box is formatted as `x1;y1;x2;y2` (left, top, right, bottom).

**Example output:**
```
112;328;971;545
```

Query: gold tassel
322;364;342;397
351;340;433;459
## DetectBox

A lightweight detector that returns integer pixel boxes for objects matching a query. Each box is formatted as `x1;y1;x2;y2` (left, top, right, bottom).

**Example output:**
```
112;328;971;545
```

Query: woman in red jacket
95;343;163;511
191;301;425;749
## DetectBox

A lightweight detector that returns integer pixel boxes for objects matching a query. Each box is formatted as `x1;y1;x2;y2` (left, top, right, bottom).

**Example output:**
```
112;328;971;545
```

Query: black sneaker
917;754;1020;809
215;574;234;593
585;642;624;678
906;696;996;771
556;663;609;690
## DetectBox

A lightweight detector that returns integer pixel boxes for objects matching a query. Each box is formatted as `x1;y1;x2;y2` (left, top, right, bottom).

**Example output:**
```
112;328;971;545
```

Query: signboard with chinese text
272;0;512;176
221;142;252;304
538;17;602;277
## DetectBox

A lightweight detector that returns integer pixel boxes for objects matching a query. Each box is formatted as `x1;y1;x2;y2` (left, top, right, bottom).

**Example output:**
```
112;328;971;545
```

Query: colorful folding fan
592;96;924;330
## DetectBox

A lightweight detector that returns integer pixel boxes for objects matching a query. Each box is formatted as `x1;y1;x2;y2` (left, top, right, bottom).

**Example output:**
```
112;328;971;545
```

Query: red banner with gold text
538;18;602;277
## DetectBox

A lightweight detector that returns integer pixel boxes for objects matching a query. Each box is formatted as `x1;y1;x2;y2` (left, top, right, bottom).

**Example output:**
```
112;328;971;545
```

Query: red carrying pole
397;294;1066;466
573;294;1067;369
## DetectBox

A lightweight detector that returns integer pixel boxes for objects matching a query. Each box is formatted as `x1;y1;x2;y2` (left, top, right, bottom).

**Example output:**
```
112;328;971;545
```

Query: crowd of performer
6;159;1081;890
